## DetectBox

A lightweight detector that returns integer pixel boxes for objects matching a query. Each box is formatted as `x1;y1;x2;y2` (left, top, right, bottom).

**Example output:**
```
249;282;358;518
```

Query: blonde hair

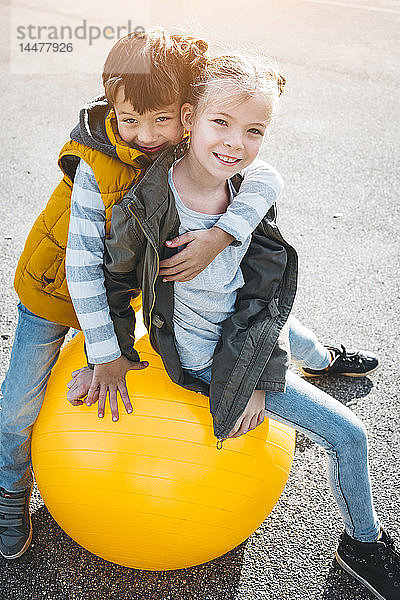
190;54;286;122
103;28;208;113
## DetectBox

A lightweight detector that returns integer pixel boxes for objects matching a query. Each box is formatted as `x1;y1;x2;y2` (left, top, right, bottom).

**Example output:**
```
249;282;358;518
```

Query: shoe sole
0;487;33;560
301;365;379;378
335;551;385;600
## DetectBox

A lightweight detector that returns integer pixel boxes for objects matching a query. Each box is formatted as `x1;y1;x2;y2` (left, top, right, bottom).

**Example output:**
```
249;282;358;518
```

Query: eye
213;119;228;126
123;118;138;124
248;128;263;136
156;116;169;122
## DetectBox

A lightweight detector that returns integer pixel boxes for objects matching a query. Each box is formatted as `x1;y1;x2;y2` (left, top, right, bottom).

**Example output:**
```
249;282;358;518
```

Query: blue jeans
185;366;380;543
0;303;70;492
1;306;379;542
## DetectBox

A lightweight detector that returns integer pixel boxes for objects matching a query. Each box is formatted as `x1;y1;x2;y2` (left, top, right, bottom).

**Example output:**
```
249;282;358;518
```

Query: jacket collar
126;139;189;220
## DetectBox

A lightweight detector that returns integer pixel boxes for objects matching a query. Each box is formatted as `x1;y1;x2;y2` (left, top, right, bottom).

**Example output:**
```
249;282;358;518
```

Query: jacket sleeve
103;203;143;363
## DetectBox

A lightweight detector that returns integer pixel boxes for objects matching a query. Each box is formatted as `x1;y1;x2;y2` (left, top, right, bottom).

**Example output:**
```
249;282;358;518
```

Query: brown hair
102;28;208;113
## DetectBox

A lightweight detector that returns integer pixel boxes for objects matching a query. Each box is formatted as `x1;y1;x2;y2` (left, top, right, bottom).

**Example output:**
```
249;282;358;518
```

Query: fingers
227;410;265;439
127;360;149;371
227;414;243;438
162;270;200;283
67;387;86;404
70;368;86;378
257;409;265;427
67;397;84;407
165;232;194;248
68;366;90;385
159;253;187;270
118;381;133;415
97;384;107;419
108;386;119;422
67;382;89;402
231;416;251;438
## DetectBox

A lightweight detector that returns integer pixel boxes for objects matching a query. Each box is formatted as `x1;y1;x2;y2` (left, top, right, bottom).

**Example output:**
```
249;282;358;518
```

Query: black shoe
335;529;400;600
0;486;33;559
301;344;379;378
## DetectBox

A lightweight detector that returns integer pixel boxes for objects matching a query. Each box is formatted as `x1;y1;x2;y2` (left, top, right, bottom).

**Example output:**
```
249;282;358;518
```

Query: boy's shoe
0;486;33;559
301;344;379;378
335;529;400;600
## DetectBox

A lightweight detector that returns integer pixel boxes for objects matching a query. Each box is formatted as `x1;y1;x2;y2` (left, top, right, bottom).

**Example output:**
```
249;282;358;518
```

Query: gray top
66;157;282;364
169;164;252;370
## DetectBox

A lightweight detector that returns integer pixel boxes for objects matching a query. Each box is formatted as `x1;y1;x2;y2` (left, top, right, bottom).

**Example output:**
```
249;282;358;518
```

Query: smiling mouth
213;152;241;165
135;143;167;154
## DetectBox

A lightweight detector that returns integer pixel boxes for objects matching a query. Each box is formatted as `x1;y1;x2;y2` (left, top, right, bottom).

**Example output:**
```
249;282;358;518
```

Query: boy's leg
0;303;69;493
288;315;379;377
264;369;380;541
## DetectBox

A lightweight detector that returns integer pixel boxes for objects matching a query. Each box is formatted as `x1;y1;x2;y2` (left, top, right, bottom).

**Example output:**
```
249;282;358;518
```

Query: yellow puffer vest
14;109;147;329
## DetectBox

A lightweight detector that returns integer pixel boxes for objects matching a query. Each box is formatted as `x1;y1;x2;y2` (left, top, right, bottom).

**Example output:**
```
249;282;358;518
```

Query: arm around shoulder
214;158;284;245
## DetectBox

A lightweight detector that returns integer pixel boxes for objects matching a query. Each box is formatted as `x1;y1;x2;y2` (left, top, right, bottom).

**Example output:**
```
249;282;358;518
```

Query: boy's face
114;86;184;158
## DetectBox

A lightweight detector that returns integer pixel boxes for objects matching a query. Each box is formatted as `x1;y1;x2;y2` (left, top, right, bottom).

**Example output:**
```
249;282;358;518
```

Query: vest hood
69;95;149;169
70;95;116;158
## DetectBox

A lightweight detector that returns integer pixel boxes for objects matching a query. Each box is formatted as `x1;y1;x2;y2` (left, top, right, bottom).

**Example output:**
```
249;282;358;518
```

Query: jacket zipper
216;318;277;440
128;206;159;342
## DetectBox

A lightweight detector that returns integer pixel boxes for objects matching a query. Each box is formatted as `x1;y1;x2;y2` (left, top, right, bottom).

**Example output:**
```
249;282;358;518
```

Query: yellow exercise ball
32;332;295;571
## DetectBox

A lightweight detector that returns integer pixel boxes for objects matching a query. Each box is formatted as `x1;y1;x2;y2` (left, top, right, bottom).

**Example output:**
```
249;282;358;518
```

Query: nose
136;124;157;146
223;131;244;151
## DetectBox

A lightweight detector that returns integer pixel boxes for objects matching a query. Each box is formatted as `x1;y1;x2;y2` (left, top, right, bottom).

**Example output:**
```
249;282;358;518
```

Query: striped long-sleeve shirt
65;157;284;364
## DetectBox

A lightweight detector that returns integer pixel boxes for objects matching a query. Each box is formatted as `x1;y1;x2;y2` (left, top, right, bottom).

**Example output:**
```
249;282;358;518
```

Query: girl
99;53;399;599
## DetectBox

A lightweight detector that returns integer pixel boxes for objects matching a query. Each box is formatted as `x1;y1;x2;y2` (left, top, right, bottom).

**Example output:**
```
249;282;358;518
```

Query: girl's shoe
301;344;379;377
335;529;400;600
0;486;33;559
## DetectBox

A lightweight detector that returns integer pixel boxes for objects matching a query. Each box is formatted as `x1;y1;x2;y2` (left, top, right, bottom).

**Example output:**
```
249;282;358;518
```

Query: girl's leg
288;315;331;369
0;303;69;492
265;370;380;542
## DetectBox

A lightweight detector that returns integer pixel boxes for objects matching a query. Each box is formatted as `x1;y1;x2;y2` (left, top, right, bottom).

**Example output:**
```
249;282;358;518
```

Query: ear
180;103;195;131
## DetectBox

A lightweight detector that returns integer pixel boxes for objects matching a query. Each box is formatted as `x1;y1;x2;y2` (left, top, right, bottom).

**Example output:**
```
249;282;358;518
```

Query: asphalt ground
0;1;399;599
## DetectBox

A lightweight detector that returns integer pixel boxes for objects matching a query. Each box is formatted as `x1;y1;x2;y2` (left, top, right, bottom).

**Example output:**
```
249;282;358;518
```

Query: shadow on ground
1;502;246;600
322;560;373;600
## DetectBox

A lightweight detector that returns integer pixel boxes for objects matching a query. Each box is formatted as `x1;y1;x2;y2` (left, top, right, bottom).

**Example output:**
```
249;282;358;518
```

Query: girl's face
182;90;272;180
114;86;184;158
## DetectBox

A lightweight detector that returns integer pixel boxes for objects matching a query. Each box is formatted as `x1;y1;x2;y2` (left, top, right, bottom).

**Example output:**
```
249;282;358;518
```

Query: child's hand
87;356;149;422
159;227;235;282
227;390;265;439
67;366;94;406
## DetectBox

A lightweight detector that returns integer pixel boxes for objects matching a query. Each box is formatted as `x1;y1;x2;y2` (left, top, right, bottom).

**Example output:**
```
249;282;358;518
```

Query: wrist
211;226;236;249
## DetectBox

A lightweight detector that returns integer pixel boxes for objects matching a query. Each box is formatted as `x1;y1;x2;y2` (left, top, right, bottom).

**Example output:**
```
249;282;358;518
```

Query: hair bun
191;38;208;55
171;35;209;81
277;73;286;96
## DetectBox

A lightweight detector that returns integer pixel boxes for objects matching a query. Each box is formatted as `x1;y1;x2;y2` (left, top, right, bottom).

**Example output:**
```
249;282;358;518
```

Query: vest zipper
128;205;159;342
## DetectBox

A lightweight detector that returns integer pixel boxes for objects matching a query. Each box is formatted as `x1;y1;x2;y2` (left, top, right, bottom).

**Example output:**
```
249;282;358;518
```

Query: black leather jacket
104;144;298;440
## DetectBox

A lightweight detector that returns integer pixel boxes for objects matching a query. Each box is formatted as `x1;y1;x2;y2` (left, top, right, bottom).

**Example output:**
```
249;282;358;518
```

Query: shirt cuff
85;336;122;365
214;221;243;246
